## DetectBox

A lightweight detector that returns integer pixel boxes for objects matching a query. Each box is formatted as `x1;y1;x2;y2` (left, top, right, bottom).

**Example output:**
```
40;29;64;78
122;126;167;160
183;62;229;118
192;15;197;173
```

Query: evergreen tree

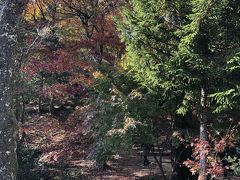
119;0;240;179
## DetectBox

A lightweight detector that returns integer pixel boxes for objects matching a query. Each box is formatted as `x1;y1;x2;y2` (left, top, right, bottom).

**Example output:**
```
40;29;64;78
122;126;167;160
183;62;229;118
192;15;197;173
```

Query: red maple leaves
183;127;238;179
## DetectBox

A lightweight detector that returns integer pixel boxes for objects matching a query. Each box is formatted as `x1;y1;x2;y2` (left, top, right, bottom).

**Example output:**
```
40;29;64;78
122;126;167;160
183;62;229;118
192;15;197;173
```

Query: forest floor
17;103;240;180
18;103;171;180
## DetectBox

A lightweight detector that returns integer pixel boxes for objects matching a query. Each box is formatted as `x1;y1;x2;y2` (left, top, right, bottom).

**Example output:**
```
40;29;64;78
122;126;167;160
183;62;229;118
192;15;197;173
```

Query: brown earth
19;110;169;180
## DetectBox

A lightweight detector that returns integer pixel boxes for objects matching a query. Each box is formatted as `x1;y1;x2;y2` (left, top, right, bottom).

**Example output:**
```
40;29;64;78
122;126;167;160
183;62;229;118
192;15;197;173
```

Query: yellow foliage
92;71;105;79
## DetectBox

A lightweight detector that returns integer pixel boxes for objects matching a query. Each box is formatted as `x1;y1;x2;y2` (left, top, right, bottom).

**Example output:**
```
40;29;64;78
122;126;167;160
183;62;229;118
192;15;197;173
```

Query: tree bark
20;96;25;124
0;1;27;179
199;86;208;180
38;74;43;114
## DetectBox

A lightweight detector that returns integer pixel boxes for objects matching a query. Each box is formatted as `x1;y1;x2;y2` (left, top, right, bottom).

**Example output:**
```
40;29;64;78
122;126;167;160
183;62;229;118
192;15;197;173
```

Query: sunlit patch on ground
19;106;171;179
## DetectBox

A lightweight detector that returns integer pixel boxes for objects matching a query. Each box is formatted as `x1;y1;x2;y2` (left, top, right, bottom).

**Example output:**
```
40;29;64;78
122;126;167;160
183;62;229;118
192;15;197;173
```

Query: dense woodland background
0;0;240;180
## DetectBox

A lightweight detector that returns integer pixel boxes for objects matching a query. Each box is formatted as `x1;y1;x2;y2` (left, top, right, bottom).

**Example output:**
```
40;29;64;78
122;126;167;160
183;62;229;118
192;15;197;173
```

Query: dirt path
20;112;170;180
84;149;171;180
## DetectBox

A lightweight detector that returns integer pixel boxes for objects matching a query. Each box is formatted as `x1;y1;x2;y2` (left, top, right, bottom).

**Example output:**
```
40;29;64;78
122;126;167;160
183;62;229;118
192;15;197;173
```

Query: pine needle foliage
119;0;240;114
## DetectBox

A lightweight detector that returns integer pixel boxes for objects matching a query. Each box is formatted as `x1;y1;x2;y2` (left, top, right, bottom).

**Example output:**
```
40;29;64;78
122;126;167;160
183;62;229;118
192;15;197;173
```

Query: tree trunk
0;1;27;179
199;86;208;180
20;97;25;124
14;95;21;122
38;75;43;114
49;88;54;115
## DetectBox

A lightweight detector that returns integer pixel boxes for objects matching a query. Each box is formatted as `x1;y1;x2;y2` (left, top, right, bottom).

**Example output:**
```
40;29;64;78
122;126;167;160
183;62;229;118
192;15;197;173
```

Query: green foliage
95;133;132;168
40;71;70;84
119;0;240;118
91;66;167;168
226;156;240;176
209;88;240;113
94;75;112;97
209;51;240;113
118;0;176;90
90;77;129;167
227;51;240;74
117;4;240;178
61;168;87;180
17;145;45;180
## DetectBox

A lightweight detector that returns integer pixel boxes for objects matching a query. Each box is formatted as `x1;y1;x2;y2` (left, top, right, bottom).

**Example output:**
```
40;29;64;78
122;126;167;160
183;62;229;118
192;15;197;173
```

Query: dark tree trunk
196;30;210;179
20;97;25;124
199;86;208;180
49;87;54;115
14;96;21;122
0;1;27;179
49;95;54;115
38;75;43;114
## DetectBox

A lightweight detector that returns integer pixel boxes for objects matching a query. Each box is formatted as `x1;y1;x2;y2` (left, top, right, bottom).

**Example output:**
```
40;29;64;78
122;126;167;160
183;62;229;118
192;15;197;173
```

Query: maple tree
183;125;238;179
18;0;125;115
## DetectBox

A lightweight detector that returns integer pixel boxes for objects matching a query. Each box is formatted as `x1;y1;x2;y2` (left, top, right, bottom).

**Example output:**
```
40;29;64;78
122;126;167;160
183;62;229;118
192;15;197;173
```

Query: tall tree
119;0;240;179
0;1;27;179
